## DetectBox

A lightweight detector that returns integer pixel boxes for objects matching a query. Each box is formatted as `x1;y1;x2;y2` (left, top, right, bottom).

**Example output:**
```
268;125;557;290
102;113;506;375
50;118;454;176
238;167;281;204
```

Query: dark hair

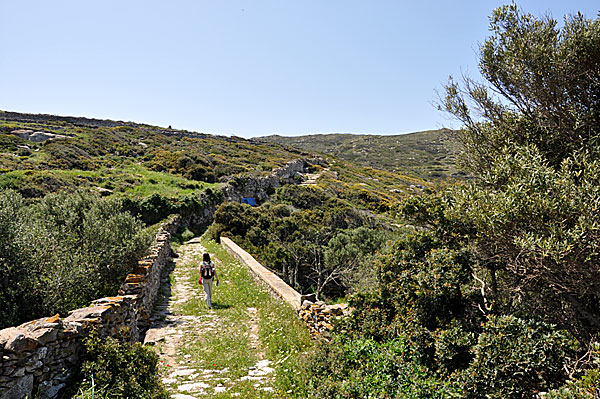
203;253;211;263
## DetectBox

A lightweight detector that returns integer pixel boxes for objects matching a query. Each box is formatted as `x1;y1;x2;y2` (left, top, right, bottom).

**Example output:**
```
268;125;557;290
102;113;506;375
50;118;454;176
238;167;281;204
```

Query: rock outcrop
10;129;68;142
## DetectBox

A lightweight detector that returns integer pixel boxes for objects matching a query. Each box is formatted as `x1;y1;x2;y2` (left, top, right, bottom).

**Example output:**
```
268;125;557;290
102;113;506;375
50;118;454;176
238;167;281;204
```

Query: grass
255;130;464;180
0;163;219;198
0;112;306;200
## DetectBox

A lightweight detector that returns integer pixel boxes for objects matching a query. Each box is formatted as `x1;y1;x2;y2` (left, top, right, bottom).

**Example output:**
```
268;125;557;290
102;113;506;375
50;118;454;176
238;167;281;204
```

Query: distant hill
253;129;464;180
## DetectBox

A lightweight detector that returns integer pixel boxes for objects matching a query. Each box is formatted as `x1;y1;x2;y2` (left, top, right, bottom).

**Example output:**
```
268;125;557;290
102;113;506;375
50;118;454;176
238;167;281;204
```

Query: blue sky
1;1;598;138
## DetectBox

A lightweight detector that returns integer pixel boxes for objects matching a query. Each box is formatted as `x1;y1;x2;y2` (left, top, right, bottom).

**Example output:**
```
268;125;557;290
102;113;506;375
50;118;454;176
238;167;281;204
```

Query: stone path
143;237;276;398
301;167;330;185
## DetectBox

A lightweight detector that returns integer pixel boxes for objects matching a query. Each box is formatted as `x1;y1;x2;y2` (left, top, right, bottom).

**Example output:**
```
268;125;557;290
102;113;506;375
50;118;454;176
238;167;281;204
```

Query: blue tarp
242;197;257;206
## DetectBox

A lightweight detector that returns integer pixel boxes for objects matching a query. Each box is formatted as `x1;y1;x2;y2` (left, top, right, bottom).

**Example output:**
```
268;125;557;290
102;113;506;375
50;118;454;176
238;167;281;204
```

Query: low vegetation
66;334;169;399
208;185;396;300
290;5;600;398
0;114;304;200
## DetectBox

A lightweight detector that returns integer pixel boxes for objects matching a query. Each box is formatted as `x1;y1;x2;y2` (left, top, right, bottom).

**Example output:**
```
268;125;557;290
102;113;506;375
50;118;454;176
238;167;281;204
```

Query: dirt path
144;237;276;398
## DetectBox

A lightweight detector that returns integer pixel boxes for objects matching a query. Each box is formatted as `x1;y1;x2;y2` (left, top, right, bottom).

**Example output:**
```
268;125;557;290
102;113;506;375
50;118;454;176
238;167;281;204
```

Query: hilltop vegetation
255;129;463;180
0;111;423;210
0;111;303;197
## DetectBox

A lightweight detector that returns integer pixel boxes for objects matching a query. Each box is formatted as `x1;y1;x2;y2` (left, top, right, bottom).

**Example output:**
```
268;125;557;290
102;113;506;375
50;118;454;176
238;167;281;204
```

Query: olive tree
442;4;600;341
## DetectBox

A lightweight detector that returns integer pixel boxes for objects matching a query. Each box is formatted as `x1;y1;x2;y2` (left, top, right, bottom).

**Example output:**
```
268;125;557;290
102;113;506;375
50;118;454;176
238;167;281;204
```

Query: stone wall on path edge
0;215;181;399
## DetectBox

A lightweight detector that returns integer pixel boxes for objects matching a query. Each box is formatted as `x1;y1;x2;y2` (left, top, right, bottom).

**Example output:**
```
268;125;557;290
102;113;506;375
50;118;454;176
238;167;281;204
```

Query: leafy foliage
209;185;391;299
66;334;169;399
296;5;600;398
441;4;600;343
0;189;151;329
302;336;458;399
462;315;575;398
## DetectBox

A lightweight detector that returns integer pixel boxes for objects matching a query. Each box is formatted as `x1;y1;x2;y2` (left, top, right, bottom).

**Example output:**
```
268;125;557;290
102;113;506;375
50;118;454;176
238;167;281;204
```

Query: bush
462;315;575;398
0;189;151;329
302;336;459;399
66;334;169;399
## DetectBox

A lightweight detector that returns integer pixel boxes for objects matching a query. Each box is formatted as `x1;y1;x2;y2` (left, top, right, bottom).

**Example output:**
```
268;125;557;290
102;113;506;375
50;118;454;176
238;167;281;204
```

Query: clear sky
1;1;598;138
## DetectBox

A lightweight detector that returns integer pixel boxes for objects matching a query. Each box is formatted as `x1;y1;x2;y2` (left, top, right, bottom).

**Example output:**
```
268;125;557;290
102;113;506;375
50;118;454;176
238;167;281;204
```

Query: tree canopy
441;3;600;342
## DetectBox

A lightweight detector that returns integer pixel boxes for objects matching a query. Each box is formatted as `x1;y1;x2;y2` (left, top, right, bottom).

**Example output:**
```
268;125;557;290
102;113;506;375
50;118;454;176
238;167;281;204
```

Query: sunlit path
144;235;310;398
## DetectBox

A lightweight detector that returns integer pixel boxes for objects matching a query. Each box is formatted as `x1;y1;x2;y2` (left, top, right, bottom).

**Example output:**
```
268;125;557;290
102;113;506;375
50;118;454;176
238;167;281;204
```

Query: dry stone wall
298;300;350;338
0;215;181;399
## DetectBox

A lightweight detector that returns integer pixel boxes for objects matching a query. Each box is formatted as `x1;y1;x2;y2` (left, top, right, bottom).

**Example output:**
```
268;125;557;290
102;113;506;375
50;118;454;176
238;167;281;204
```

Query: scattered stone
214;384;227;393
177;381;210;392
298;300;350;337
172;394;197;399
170;368;197;377
95;186;113;196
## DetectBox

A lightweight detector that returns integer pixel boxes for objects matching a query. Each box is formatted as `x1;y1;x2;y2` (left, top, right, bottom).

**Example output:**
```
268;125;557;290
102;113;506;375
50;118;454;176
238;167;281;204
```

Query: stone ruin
298;297;350;338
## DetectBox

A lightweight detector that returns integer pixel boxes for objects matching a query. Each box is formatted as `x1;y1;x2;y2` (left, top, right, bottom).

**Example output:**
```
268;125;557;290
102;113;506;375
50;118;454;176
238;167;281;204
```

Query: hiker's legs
202;278;213;308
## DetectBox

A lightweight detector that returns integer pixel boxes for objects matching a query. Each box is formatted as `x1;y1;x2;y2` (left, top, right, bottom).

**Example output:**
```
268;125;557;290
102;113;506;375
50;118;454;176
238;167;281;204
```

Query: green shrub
302;336;459;399
434;322;476;375
123;193;177;225
180;227;194;242
66;334;169;399
462;315;575;398
546;366;600;399
124;187;223;227
0;189;151;329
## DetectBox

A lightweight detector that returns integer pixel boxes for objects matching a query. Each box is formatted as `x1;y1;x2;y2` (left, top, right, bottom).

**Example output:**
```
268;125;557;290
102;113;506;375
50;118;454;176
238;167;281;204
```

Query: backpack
201;261;214;279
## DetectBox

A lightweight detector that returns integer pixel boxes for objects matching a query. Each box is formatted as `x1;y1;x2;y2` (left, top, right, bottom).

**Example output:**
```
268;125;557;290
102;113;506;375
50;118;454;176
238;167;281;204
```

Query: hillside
0;110;425;212
253;129;464;180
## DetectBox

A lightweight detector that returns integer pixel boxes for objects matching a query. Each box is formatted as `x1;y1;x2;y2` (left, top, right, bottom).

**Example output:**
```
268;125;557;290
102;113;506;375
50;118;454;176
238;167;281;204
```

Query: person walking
199;252;219;309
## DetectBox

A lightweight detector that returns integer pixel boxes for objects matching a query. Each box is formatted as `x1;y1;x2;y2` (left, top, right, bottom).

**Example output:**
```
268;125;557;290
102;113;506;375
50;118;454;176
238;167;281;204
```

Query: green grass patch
202;236;313;397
